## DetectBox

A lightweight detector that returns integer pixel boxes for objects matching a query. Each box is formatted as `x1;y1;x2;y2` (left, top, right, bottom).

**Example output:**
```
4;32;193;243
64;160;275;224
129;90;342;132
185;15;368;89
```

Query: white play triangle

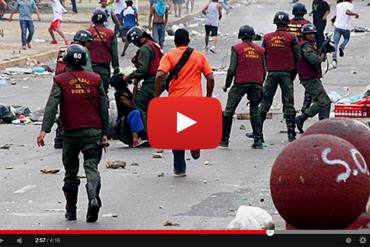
177;112;197;133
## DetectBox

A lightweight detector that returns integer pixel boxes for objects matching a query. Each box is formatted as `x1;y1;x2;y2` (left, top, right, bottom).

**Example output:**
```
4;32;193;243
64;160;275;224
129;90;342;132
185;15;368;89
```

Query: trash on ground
152;153;163;159
4;67;32;74
162;219;180;227
102;214;119;218
40;169;60;174
226;206;275;230
0;144;11;149
106;160;127;169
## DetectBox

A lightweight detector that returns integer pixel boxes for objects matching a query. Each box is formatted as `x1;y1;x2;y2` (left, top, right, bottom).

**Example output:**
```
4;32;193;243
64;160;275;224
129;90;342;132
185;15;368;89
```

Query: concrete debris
40;169;60;174
203;180;208;184
159;205;164;209
102;214;119;218
4;67;32;74
5;166;14;169
157;172;165;177
130;162;139;166
204;161;211;166
152;153;163;159
236;112;273;120
239;124;246;130
106;160;127;169
0;144;11;150
162;219;180;227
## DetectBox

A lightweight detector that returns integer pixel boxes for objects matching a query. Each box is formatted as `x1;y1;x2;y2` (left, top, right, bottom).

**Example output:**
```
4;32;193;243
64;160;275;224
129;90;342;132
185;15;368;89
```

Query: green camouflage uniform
222;48;265;146
128;43;157;127
41;82;109;189
259;34;301;141
300;43;331;119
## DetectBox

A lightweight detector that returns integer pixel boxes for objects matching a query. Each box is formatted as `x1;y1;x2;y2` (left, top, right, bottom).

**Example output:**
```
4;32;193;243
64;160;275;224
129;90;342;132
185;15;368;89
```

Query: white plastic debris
226;206;275;230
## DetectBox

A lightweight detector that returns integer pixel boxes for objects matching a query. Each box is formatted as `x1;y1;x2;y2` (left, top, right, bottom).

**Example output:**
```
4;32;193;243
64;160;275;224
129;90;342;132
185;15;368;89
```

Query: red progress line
0;230;267;235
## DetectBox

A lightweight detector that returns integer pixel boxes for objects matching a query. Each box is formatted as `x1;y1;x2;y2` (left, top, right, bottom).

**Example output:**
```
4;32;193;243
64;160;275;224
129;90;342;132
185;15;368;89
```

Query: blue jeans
333;27;351;61
172;150;186;173
152;23;165;48
19;20;34;46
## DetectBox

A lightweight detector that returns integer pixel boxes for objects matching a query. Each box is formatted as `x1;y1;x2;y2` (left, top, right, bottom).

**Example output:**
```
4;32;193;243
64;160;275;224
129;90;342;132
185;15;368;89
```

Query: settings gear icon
359;236;367;244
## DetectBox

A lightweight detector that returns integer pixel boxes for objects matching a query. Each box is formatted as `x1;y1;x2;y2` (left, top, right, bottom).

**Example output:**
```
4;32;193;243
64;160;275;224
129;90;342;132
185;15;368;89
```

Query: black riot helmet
73;30;93;43
301;23;317;35
91;9;107;25
273;11;290;26
238;25;256;40
292;3;307;16
63;44;87;68
126;26;149;46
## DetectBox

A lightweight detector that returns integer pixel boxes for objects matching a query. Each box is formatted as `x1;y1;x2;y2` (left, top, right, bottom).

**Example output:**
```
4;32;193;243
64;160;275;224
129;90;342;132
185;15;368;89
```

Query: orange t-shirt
158;46;213;97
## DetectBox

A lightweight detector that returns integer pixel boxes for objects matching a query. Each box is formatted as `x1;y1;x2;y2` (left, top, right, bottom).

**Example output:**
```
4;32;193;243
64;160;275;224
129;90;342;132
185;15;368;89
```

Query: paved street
0;0;369;230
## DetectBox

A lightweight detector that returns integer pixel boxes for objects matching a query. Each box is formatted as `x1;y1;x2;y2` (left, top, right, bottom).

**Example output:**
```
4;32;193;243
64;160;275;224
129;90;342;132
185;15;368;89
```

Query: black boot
63;185;79;221
250;118;263;149
286;116;297;142
295;113;308;134
86;180;102;223
246;112;266;142
220;115;233;147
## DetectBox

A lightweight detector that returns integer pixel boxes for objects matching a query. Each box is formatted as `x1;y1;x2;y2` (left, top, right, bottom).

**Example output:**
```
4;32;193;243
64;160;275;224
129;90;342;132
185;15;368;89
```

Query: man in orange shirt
155;28;215;177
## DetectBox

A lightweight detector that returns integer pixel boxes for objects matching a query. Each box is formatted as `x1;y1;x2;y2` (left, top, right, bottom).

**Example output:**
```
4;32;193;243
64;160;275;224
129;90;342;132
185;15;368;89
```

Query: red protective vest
55;70;102;131
298;41;322;81
131;39;163;77
55;47;68;75
263;31;296;71
88;26;114;65
288;18;310;40
232;41;265;85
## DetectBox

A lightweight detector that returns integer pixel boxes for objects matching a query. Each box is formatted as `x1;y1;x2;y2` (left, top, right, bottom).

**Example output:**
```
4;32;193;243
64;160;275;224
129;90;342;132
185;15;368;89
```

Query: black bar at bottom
0;234;369;247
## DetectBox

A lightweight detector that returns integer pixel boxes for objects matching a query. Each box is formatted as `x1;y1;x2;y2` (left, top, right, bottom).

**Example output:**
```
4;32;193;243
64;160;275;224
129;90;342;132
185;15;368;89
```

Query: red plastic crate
334;104;369;118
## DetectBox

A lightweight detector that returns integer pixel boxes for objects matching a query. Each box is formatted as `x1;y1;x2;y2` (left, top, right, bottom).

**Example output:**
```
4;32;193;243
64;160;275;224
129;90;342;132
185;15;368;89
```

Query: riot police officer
220;25;265;149
288;3;311;40
37;44;109;223
88;9;120;93
123;26;163;126
53;30;94;149
288;3;313;114
295;24;331;133
259;11;301;142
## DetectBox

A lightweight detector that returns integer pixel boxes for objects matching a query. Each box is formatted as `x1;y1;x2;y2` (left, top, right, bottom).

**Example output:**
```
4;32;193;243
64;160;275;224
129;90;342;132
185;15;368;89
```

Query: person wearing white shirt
332;0;359;68
49;0;69;45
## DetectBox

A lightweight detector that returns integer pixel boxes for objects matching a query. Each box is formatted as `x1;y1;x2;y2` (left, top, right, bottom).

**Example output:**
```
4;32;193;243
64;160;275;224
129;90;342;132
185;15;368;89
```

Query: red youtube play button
147;97;222;150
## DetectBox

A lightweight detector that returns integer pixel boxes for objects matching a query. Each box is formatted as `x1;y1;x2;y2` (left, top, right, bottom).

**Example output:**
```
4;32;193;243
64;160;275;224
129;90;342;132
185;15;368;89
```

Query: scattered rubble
102;214;119;218
152;153;163;159
106;160;127;169
40;169;60;174
162;219;180;227
0;144;11;150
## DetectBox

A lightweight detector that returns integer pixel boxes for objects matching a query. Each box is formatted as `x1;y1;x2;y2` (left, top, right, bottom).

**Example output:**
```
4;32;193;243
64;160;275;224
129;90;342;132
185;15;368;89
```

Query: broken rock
162;219;180;227
106;160;127;169
40;169;60;174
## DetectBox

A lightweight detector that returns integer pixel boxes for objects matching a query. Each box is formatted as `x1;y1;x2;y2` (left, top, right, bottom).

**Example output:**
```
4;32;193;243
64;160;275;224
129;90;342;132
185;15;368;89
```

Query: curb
0;49;59;70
